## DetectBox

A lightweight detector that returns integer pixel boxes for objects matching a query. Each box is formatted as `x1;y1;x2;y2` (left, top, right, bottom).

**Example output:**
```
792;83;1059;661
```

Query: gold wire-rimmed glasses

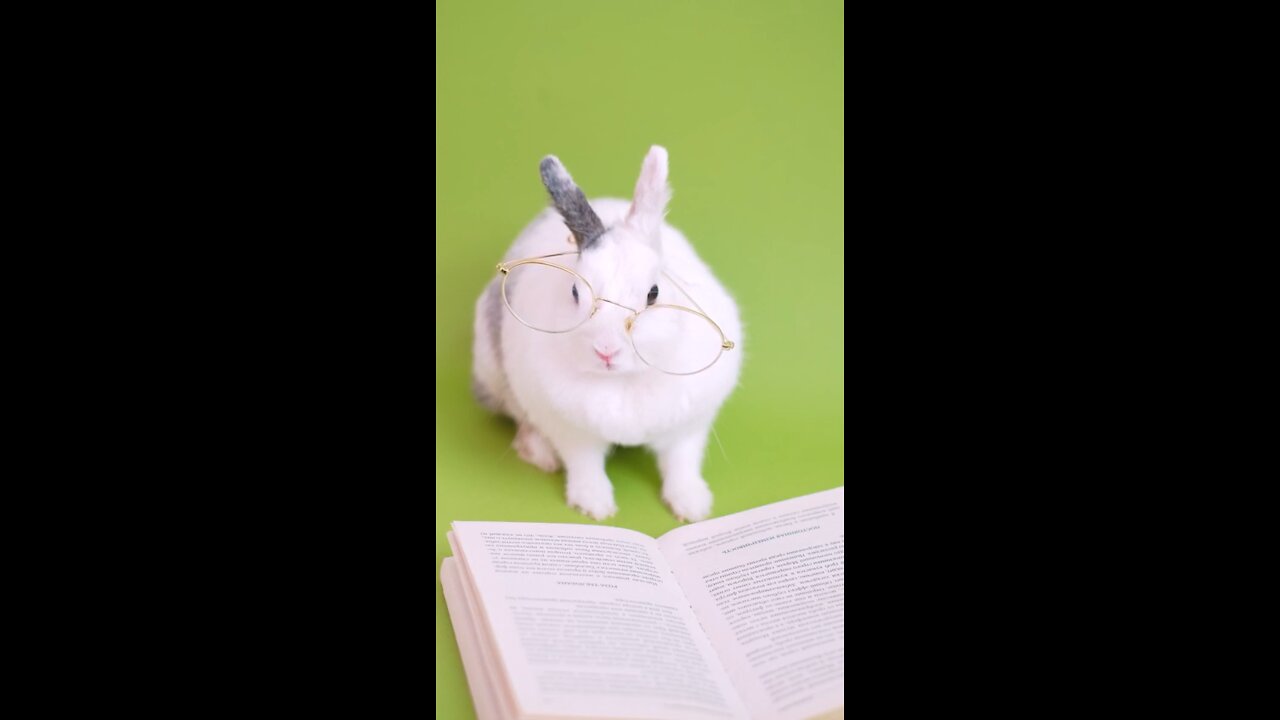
496;251;736;375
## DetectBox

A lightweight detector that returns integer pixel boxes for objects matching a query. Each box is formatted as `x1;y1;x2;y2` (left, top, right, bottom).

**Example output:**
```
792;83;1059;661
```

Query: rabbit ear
540;155;606;251
627;145;671;239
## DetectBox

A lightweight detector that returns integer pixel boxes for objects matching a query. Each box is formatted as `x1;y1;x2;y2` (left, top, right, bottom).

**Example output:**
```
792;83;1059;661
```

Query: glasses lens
502;262;593;333
631;306;725;375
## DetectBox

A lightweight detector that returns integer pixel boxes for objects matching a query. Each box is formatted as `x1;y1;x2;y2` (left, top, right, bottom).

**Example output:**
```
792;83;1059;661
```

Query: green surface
435;1;844;716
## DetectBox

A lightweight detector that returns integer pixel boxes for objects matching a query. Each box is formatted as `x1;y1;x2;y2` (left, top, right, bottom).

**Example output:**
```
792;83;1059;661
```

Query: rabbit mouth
593;347;626;372
590;358;633;374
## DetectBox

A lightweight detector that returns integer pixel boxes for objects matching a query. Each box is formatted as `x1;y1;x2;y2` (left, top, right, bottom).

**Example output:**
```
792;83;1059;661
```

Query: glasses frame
496;251;736;376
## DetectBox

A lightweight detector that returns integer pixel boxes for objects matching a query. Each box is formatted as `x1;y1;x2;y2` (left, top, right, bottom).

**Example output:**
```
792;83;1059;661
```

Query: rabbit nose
594;346;619;361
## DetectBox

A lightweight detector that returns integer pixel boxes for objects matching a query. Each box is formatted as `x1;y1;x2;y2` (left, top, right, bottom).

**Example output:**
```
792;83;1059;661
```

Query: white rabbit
472;146;742;521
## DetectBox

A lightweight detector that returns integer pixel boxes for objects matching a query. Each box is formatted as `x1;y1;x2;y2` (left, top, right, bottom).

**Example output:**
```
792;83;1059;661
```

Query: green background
436;1;843;716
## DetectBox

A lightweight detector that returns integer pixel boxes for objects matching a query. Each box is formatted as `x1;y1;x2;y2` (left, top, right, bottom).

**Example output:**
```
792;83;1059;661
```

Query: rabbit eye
647;285;659;306
572;284;579;304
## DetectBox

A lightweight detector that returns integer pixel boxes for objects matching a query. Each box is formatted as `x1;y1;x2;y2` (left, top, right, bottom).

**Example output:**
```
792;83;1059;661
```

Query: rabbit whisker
711;424;730;464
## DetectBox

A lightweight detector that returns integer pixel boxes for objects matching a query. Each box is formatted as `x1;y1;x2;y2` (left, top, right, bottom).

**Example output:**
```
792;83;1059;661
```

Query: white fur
472;146;743;521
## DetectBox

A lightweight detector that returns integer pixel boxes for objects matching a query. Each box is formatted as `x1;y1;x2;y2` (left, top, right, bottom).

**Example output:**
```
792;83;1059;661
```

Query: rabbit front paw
566;474;617;520
663;477;713;523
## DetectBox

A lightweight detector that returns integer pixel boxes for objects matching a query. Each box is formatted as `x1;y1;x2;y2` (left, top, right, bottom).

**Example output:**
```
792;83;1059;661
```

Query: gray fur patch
539;156;606;250
471;280;509;415
485;279;504;367
472;279;508;416
472;373;502;413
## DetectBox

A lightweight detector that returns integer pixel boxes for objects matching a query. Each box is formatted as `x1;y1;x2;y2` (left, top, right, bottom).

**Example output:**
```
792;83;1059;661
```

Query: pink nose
595;349;617;363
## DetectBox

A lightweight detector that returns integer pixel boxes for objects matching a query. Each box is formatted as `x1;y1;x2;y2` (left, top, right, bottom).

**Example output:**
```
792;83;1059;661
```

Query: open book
441;487;843;720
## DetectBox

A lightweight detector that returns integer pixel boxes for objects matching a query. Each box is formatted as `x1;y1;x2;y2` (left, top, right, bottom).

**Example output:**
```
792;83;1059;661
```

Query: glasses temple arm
660;270;712;317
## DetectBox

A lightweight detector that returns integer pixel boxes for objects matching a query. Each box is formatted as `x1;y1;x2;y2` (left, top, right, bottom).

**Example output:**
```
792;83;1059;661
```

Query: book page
441;557;506;720
656;488;844;720
450;521;750;720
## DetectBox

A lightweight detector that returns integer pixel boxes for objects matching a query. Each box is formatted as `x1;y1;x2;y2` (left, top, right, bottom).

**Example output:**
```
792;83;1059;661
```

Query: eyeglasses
496;251;735;375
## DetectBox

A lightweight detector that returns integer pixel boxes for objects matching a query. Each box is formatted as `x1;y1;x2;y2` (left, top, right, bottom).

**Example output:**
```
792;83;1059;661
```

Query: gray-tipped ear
540;155;606;251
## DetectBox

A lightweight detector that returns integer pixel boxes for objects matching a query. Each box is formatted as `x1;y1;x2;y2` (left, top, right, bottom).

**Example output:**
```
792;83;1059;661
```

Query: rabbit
472;145;743;522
